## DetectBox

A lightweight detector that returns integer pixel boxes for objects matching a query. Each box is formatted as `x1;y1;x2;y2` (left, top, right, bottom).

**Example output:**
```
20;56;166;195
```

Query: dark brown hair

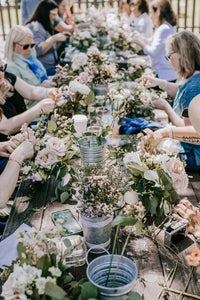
25;0;58;34
152;0;177;26
138;0;149;14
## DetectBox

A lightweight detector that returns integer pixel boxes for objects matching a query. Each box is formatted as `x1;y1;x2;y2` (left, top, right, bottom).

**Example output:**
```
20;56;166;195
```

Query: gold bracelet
9;158;22;168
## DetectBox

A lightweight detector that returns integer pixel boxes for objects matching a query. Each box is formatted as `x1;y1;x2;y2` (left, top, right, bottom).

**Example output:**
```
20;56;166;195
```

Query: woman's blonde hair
4;25;33;62
167;30;200;78
0;59;14;105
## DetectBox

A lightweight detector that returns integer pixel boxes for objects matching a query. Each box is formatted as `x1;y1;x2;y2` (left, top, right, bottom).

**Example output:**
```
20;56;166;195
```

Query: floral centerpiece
1;226;98;299
107;81;163;120
74;165;130;218
85;46;117;85
53;53;89;87
69;30;97;52
123;57;151;81
56;78;95;118
123;147;188;225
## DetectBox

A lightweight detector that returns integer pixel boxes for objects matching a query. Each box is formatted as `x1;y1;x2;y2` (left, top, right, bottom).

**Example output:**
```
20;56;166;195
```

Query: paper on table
0;223;32;269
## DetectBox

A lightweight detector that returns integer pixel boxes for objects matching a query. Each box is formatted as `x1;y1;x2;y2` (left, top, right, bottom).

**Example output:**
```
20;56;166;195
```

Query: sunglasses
50;10;58;16
17;43;35;50
0;64;7;72
165;52;175;61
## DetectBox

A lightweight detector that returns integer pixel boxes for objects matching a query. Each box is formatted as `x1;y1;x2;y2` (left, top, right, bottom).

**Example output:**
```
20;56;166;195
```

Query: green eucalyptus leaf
63;173;71;186
112;215;138;227
48;120;57;132
45;282;68;299
81;282;98;299
150;197;158;215
60;191;70;203
36;254;51;276
128;291;144;300
85;90;95;105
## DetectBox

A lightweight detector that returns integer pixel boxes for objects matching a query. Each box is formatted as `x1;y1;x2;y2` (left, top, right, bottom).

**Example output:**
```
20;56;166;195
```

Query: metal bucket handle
86;247;109;265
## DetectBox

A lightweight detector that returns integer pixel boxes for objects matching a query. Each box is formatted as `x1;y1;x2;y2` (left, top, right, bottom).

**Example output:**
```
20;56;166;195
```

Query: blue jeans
0;157;8;174
179;151;200;172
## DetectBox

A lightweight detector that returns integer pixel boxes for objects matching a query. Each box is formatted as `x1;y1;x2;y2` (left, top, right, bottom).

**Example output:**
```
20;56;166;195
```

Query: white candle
72;114;88;134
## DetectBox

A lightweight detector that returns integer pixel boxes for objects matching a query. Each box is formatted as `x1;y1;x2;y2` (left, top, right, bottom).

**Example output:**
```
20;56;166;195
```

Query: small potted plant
74;166;130;252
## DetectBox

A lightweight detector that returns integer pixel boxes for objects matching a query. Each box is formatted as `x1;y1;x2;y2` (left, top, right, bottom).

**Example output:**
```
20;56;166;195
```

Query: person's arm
39;33;67;55
0;141;34;209
151;98;185;126
54;21;73;33
157;125;200;145
142;75;178;98
189;94;200;136
0;98;55;136
14;77;56;101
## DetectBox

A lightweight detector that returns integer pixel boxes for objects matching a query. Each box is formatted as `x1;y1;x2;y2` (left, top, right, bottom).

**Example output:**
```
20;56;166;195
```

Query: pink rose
35;149;57;169
163;157;188;193
78;72;89;83
46;137;65;157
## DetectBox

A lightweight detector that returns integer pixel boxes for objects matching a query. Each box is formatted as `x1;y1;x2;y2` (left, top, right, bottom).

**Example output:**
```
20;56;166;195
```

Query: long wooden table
1;171;200;299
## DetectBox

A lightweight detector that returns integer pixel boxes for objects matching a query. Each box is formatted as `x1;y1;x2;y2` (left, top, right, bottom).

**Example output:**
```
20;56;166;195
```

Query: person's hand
140;128;163;154
0;141;17;157
40;80;57;88
9;141;34;164
173;199;200;239
142;75;160;88
53;33;67;42
151;98;170;111
47;89;61;102
38;98;55;113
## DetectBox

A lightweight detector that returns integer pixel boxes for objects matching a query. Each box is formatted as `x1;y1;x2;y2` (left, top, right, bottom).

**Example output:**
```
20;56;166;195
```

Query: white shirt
133;13;153;38
144;22;177;81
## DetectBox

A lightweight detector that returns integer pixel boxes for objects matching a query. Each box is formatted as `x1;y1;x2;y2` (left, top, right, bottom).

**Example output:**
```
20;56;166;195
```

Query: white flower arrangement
71;53;88;71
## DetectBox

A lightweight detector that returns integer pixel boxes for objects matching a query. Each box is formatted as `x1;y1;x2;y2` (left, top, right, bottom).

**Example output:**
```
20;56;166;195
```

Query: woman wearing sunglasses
26;0;70;75
4;25;56;98
131;0;177;82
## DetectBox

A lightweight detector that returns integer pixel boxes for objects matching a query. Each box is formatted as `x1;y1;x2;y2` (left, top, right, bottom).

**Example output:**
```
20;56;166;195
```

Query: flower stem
156;262;178;300
112;228;132;287
105;224;120;287
162;286;200;299
177;266;194;300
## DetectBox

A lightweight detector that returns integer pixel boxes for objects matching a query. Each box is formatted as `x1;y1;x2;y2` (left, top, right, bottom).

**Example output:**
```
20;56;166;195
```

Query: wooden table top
1;171;200;299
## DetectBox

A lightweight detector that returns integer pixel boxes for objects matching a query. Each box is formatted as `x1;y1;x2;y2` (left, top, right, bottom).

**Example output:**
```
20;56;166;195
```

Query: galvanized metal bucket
78;136;107;166
80;214;113;253
86;247;138;300
93;84;108;96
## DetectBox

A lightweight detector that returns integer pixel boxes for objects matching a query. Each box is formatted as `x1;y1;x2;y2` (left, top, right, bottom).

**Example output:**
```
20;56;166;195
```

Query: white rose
46;137;65;157
35;149;57;169
69;80;90;95
71;53;88;71
123;152;141;165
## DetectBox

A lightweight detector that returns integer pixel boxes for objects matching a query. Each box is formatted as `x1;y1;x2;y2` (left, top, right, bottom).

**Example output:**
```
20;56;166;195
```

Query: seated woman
4;25;56;88
0;140;34;209
131;0;153;38
131;0;177;81
0;59;56;171
119;0;135;26
26;0;70;75
0;59;56;141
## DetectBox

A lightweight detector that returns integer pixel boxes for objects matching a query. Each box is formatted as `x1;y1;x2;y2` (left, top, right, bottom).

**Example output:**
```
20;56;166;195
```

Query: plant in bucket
74;165;130;253
85;201;146;300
